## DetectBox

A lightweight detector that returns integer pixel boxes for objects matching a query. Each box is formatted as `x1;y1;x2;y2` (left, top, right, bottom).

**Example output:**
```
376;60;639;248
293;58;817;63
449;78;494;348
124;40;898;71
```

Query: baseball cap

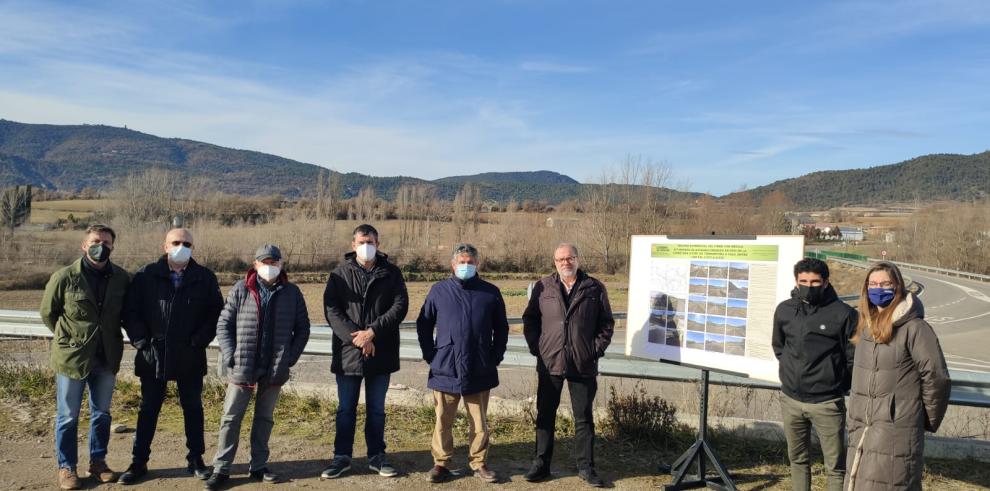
254;244;282;261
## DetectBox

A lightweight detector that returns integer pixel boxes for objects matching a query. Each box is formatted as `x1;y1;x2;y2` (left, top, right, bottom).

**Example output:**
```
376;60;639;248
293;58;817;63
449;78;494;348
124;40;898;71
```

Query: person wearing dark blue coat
417;243;508;484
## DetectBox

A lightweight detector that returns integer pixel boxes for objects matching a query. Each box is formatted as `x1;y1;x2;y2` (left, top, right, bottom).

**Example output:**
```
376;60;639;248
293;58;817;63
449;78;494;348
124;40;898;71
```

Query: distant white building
838;226;865;241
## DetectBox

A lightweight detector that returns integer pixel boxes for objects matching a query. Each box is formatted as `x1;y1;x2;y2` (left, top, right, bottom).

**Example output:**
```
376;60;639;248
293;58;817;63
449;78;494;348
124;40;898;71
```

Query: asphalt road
907;269;990;373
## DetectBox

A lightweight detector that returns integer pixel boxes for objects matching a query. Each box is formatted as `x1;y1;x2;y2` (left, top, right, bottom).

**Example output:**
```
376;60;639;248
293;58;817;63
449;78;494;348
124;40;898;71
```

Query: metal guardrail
2;309;988;408
874;259;990;283
809;250;990;283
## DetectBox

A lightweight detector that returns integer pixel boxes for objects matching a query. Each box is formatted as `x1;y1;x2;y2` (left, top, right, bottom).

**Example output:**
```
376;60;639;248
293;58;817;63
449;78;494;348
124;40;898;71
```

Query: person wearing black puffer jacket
772;258;857;491
119;228;223;485
321;224;408;480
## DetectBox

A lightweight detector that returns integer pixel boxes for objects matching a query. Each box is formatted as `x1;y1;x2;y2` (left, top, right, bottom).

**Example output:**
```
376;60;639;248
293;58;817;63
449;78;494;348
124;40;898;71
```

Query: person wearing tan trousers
416;243;509;484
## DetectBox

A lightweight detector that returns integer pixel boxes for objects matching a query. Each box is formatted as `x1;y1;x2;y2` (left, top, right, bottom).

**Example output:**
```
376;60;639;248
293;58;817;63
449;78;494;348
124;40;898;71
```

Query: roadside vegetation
1;362;986;489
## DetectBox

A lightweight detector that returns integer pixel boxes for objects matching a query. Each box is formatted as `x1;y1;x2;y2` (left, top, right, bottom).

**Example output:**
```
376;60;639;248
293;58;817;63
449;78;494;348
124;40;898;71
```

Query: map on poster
625;235;805;383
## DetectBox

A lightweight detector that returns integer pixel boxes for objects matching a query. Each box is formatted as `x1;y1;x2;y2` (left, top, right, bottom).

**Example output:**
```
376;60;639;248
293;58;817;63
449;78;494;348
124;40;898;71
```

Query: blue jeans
334;373;390;458
132;376;205;464
55;359;116;469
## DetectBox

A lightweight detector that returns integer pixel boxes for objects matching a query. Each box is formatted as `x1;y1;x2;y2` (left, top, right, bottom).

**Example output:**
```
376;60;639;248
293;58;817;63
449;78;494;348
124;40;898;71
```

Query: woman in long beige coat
846;262;950;490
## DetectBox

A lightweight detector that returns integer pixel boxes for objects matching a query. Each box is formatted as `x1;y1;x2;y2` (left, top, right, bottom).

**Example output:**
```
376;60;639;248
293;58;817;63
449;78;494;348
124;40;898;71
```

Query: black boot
524;461;550;482
187;457;211;480
117;463;148;485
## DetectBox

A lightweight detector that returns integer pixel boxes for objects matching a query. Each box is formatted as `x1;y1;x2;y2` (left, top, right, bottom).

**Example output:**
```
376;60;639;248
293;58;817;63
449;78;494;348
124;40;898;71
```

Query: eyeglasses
554;256;577;263
170;241;193;248
868;281;895;289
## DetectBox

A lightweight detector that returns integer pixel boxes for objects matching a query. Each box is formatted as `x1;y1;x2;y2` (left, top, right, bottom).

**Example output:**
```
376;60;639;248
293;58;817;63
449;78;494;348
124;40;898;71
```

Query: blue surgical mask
455;263;476;280
867;288;896;307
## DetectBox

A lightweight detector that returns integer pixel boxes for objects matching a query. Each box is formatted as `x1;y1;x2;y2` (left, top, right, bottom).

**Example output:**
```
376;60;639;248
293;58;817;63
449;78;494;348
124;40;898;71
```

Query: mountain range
0;119;985;208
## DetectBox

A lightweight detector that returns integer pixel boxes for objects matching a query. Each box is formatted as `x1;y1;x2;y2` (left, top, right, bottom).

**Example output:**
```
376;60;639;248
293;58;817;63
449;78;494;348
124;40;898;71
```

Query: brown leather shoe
475;465;498;483
88;460;117;483
58;468;82;490
427;465;452;483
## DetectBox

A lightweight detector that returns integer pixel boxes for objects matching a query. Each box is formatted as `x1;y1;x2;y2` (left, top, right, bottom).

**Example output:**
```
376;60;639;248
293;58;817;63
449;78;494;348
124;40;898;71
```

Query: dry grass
28;199;107;223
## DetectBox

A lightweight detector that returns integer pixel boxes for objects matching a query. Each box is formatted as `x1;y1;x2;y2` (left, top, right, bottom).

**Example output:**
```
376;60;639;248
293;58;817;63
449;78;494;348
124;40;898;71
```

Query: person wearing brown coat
522;243;614;487
846;262;950;490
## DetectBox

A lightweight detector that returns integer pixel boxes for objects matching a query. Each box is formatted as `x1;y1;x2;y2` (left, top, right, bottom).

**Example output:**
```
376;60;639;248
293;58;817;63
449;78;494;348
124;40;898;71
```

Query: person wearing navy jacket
416;243;509;484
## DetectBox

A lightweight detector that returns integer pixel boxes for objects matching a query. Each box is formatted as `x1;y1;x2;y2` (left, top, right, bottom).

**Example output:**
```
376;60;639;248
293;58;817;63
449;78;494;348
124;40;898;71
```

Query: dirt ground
2;337;988;490
1;423;681;491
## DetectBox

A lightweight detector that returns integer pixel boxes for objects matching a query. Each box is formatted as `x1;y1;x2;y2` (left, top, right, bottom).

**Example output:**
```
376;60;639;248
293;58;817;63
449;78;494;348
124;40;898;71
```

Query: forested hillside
726;152;989;207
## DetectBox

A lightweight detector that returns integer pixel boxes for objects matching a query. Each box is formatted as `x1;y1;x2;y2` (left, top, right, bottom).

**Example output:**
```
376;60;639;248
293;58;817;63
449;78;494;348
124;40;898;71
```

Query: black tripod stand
663;369;737;490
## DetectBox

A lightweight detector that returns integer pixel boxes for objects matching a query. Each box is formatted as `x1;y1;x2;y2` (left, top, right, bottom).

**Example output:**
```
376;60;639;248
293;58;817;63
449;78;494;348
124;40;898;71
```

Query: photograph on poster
685;331;706;350
729;280;749;299
727;298;748;318
689;277;708;295
725;336;746;356
706;297;727;316
707;278;728;297
726;317;747;337
650;292;681;311
729;262;750;280
705;333;726;353
705;315;726;334
648;328;664;343
708;261;730;279
687;313;707;331
688;295;707;314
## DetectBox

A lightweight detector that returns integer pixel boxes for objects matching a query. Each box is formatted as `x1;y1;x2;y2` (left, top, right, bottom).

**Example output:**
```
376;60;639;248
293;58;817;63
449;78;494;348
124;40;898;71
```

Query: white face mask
168;245;192;264
257;264;281;282
356;243;377;262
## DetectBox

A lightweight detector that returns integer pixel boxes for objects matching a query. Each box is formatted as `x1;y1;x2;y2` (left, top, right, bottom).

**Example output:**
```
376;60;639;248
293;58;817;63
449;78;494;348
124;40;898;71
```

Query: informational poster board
625;235;805;383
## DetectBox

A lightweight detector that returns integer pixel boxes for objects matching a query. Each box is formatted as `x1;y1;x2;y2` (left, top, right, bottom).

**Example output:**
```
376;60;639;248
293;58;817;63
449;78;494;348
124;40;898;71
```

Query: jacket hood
892;292;924;327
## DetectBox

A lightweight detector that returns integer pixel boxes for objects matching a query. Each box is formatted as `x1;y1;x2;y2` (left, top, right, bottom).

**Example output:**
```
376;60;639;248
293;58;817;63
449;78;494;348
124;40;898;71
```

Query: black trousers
132;376;205;464
534;370;598;470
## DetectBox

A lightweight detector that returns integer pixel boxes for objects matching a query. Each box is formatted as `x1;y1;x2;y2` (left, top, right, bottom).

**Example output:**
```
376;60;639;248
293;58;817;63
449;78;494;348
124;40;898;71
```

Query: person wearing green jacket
40;224;130;491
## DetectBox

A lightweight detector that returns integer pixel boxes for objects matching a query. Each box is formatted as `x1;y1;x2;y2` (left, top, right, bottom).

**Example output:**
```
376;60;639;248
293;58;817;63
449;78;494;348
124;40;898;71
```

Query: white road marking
932;310;990;325
918;274;990;303
945;353;990;364
945;360;990;370
913;274;990;325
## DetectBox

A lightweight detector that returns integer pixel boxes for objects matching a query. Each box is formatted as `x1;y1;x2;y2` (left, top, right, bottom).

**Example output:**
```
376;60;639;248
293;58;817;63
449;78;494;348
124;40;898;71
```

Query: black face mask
87;244;112;263
796;284;825;305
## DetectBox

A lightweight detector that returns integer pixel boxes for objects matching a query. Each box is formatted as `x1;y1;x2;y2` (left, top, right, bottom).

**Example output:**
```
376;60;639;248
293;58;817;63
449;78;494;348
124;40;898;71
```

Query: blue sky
1;0;988;195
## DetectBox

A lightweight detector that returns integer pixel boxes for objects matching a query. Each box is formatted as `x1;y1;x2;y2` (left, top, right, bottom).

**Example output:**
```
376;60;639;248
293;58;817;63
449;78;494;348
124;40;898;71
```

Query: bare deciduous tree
0;185;32;234
452;182;480;242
